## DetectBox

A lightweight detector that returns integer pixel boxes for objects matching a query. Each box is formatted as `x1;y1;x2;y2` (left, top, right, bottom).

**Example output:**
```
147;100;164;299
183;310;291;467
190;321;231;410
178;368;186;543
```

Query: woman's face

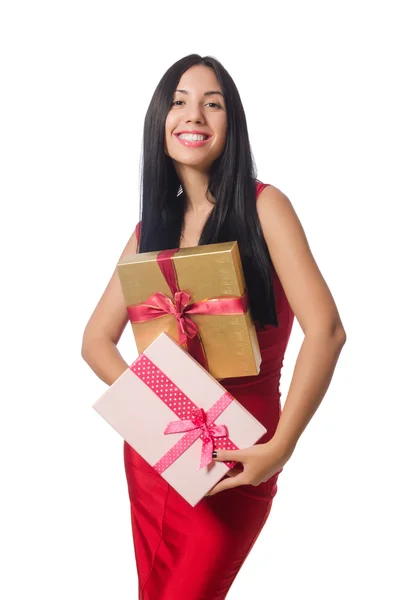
165;65;227;171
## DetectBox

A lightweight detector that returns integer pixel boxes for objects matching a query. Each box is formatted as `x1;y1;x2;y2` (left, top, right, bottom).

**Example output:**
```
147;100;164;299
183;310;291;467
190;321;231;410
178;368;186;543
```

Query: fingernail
212;450;217;459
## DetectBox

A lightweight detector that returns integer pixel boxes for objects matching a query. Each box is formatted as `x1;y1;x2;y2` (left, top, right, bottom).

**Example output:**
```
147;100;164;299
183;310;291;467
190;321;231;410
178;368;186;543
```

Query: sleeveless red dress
123;181;294;599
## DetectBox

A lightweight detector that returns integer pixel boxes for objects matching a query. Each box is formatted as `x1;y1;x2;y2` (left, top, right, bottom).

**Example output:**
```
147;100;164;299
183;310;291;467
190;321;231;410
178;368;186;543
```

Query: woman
82;54;347;599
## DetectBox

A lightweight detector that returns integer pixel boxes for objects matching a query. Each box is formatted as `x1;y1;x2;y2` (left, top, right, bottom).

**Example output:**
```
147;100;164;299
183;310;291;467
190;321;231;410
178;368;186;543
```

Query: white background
1;1;396;598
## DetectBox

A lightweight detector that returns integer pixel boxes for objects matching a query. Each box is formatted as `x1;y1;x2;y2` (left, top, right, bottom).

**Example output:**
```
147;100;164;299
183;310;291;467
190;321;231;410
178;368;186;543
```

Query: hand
205;439;292;497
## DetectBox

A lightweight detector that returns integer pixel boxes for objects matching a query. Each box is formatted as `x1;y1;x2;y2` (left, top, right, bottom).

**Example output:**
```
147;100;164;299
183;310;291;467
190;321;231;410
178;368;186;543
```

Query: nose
185;103;205;124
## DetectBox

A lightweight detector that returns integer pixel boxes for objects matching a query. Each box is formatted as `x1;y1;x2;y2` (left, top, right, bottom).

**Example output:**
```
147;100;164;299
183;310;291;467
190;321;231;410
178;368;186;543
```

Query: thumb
206;470;247;496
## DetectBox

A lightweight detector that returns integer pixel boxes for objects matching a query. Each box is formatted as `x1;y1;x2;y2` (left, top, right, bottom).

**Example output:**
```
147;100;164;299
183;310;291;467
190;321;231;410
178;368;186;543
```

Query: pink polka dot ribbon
129;354;240;472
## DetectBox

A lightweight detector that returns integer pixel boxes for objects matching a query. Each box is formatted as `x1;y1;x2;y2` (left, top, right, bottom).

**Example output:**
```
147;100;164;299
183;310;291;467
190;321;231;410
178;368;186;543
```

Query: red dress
123;181;295;599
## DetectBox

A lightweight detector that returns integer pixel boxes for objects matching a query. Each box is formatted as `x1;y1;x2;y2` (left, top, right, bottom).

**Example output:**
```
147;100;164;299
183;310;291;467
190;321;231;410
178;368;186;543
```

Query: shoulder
254;183;346;336
255;183;302;240
255;183;303;251
256;182;292;207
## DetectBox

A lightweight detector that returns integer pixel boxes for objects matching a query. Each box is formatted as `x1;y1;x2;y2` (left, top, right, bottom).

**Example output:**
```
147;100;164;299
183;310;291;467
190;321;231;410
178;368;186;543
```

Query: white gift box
92;332;267;507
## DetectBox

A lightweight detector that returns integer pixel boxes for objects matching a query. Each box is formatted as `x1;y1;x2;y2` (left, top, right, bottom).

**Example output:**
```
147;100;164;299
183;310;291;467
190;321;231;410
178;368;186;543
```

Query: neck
174;163;215;214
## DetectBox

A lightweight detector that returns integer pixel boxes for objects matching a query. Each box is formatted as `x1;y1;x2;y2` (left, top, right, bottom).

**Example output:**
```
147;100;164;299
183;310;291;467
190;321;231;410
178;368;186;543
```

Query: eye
170;100;222;109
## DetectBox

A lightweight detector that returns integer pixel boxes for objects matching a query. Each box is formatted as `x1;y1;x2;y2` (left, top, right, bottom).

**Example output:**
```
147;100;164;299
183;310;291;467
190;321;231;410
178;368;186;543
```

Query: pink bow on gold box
117;241;262;379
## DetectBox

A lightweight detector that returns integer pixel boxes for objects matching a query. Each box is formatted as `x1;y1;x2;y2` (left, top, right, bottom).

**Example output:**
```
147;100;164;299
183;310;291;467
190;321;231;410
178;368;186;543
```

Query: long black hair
137;53;278;329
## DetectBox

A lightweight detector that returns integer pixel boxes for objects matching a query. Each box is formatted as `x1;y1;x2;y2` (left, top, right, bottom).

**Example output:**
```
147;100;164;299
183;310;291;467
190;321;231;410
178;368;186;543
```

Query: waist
219;356;283;391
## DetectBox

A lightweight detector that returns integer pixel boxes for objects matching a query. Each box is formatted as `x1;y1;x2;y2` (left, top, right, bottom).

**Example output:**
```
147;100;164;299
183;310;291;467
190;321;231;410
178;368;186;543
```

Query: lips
175;130;212;138
174;133;213;148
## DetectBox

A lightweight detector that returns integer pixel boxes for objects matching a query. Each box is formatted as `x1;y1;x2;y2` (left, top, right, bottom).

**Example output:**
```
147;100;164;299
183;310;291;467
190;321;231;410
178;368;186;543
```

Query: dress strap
135;221;141;246
255;180;270;198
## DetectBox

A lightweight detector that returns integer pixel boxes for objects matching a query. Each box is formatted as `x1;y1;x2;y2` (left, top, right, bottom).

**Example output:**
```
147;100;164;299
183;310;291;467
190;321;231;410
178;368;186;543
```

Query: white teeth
178;133;208;141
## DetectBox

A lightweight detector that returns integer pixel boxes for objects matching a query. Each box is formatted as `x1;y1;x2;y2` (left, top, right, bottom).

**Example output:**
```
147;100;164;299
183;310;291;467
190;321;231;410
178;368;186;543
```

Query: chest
179;214;209;249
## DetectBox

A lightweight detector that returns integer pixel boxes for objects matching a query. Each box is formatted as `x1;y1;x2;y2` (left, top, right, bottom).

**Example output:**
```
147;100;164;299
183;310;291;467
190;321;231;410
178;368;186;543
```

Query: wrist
268;435;296;461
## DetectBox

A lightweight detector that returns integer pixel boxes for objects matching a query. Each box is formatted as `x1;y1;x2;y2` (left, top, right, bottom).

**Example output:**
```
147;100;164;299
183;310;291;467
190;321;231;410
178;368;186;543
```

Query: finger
212;448;246;463
207;472;247;496
225;465;244;477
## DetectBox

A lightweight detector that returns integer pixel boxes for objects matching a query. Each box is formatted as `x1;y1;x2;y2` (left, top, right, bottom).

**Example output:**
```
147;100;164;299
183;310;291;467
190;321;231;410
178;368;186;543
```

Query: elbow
330;327;347;352
81;330;114;362
333;322;347;346
81;337;91;362
306;320;347;345
81;331;98;362
337;327;347;346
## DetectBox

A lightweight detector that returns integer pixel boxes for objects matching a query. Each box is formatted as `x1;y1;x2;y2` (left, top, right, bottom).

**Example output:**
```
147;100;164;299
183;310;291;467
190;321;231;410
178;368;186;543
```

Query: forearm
272;328;346;456
81;338;129;386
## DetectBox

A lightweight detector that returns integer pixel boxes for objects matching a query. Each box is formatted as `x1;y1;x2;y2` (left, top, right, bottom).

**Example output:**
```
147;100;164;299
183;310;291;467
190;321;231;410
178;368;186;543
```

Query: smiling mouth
174;133;213;148
176;133;211;141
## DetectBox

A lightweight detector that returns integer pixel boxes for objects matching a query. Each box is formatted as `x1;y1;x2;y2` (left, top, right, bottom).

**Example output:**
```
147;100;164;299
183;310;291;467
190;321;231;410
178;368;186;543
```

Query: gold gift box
117;241;261;379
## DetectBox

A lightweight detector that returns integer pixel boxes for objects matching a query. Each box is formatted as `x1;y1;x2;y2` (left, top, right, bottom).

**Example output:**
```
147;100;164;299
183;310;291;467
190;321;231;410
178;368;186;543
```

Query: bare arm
81;230;138;386
257;185;347;456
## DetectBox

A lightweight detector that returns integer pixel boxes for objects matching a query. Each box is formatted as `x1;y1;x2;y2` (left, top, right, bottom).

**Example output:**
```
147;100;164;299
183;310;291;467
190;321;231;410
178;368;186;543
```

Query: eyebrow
174;89;224;98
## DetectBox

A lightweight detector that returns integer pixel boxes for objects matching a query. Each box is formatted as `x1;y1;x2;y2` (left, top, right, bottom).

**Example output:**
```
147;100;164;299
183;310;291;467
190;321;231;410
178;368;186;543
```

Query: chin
172;155;212;169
